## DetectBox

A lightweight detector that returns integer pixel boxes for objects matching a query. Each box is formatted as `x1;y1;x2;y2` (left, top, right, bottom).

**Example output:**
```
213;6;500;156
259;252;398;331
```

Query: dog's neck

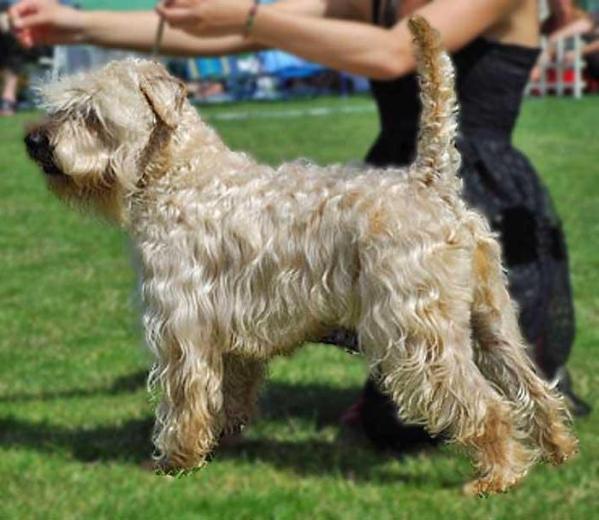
125;110;243;233
136;108;223;185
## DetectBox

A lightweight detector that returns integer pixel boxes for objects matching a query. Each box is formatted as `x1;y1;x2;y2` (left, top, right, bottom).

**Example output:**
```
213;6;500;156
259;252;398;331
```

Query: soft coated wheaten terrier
25;17;577;494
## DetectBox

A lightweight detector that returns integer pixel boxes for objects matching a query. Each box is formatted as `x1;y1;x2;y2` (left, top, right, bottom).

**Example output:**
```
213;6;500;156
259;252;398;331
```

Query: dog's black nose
25;129;50;155
24;127;63;176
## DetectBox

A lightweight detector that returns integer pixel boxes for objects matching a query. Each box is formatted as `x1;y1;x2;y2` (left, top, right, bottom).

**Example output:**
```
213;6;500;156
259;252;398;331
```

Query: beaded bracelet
244;0;260;37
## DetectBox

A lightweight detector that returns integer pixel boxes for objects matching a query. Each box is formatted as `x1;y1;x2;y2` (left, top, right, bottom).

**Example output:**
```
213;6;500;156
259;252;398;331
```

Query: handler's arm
248;0;519;79
9;0;341;55
582;39;599;56
79;10;258;55
158;0;519;79
547;17;594;44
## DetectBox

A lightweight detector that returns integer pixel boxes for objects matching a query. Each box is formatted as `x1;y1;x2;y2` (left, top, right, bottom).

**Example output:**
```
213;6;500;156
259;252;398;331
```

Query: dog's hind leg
470;237;578;466
359;293;535;495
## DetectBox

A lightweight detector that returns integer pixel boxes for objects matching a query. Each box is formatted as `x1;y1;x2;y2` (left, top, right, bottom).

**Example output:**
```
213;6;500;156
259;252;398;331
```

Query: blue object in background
188;57;224;80
259;50;325;79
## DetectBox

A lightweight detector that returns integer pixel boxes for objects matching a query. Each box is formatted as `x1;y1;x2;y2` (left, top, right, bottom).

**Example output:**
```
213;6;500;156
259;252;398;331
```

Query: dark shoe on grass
556;368;592;417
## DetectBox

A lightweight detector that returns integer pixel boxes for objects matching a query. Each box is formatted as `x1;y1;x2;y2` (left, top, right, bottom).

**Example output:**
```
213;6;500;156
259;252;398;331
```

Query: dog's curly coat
26;17;577;494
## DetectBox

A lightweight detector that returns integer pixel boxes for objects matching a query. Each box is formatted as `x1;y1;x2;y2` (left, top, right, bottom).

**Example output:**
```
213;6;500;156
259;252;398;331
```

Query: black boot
360;379;440;454
555;367;592;417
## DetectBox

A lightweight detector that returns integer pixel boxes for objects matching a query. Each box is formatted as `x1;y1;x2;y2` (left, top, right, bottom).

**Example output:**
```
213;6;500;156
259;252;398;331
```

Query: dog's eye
84;109;103;131
81;109;117;146
47;109;68;120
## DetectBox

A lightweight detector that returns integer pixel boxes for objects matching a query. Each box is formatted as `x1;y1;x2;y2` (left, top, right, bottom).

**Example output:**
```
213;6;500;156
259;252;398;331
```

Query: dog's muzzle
25;128;63;177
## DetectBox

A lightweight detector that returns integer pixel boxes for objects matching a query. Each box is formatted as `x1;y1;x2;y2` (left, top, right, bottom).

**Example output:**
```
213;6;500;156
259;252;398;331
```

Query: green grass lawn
0;96;597;519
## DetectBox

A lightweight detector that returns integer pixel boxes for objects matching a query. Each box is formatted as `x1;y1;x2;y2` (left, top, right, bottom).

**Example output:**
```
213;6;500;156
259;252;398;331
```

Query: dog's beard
46;169;124;223
36;153;65;178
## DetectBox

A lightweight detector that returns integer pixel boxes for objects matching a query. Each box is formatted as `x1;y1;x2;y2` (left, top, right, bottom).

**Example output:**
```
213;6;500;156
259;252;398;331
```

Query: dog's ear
139;73;187;129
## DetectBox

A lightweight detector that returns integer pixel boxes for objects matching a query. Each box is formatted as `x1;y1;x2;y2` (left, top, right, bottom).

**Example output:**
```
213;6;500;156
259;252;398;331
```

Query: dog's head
25;59;189;223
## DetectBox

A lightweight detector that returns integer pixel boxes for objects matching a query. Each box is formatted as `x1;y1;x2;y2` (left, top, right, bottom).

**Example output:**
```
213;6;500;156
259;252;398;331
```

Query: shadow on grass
0;371;458;486
0;369;359;427
0;415;452;485
0;371;149;403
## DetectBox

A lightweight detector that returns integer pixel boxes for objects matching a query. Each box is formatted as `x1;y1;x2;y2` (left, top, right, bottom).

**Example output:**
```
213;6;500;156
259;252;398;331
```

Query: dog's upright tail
407;16;461;194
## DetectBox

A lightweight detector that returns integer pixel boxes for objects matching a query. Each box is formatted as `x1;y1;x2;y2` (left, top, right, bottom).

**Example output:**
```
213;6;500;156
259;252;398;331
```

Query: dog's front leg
222;354;265;435
150;338;225;472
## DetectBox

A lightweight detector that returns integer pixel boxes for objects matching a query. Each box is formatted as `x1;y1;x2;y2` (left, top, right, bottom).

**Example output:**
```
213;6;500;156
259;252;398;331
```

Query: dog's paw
462;473;522;497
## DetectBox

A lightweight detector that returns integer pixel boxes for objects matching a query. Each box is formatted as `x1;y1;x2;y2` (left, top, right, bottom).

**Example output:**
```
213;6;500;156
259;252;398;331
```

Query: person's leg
584;51;599;80
358;377;439;451
542;251;591;415
497;197;590;417
0;68;18;115
0;20;34;116
1;68;17;102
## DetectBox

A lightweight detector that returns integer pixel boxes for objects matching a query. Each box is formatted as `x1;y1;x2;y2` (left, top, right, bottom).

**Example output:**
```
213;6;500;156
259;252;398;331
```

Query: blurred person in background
0;0;49;115
543;0;578;32
538;0;599;80
9;0;591;454
1;0;23;115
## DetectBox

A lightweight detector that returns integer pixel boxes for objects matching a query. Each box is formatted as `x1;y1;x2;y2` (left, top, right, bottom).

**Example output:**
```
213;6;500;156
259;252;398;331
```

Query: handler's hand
9;0;86;47
156;0;252;38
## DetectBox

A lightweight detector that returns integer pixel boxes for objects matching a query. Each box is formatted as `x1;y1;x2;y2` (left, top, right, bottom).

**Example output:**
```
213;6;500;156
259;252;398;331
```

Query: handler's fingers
16;30;60;46
9;0;45;21
9;1;54;31
10;10;50;30
12;27;34;47
9;0;37;14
